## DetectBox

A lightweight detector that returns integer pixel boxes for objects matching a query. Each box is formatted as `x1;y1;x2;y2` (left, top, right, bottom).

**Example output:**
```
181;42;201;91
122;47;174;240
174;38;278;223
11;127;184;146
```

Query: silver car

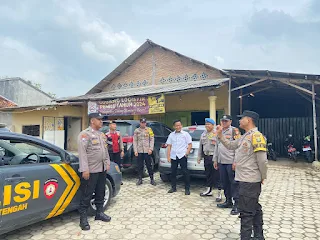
159;125;207;182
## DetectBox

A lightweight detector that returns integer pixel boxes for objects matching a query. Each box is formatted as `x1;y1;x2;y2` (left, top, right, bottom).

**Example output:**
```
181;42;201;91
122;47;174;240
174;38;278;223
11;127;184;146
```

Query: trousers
204;155;221;190
219;163;239;202
238;182;264;240
109;151;121;168
137;153;153;178
79;171;106;214
171;156;190;190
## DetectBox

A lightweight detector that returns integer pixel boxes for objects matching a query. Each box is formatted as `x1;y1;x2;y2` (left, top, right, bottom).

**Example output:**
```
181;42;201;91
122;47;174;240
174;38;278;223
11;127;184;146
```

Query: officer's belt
204;152;214;156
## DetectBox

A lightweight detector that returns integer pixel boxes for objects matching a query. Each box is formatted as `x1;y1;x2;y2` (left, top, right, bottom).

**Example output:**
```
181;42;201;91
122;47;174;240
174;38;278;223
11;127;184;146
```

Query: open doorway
64;117;82;151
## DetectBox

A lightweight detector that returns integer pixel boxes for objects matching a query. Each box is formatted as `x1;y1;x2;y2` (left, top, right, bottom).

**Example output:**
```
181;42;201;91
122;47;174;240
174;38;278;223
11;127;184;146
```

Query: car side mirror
65;153;77;164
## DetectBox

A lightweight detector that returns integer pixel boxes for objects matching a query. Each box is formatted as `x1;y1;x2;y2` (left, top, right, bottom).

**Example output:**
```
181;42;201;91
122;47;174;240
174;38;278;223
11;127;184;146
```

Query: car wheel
160;173;170;182
88;178;113;216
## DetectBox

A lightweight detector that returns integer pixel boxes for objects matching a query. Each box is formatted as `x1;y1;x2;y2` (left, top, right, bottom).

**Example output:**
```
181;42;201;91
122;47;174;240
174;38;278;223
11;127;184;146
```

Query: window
149;123;163;136
0;139;62;165
162;127;172;137
22;125;40;136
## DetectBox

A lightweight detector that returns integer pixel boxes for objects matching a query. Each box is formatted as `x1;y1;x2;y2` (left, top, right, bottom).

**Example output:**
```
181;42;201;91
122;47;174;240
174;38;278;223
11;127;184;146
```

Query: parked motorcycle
302;135;313;163
284;134;299;162
264;135;277;161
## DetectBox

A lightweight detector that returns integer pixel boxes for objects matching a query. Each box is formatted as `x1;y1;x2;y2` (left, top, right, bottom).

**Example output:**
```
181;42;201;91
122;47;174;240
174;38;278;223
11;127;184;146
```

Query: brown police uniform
77;126;111;228
219;127;267;239
133;126;155;182
198;130;221;192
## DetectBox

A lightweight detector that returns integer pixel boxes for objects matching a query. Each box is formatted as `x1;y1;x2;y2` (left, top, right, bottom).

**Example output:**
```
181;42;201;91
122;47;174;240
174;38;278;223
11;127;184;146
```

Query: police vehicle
0;131;122;235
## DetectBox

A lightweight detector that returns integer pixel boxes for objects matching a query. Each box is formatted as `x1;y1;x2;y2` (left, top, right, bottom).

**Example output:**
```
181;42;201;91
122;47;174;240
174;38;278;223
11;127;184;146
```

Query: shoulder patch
148;128;154;137
252;132;267;152
80;133;89;142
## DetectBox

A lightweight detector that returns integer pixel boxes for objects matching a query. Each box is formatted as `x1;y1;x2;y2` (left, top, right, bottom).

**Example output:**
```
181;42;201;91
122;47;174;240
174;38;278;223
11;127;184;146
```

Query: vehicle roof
0;132;66;153
183;125;206;130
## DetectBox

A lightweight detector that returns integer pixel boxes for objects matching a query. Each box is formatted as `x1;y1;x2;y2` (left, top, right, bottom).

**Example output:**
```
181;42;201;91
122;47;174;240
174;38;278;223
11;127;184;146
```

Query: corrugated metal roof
86;39;228;94
224;69;320;82
57;78;229;102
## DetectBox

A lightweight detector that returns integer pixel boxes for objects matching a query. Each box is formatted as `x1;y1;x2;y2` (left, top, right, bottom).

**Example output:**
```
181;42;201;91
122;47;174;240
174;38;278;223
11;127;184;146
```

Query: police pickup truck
0;131;122;235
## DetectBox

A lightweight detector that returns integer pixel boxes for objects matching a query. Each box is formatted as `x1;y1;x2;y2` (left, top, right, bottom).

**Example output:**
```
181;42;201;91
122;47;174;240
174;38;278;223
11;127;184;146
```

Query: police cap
221;115;232;121
237;110;259;121
140;118;147;123
88;112;104;120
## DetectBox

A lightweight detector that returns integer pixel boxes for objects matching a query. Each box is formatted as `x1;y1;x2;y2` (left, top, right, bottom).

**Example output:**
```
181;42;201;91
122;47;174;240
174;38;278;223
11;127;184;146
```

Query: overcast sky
1;0;319;97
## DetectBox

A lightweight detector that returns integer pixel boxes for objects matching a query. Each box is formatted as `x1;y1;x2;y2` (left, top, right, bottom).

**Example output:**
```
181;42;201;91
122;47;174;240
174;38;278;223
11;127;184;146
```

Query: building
57;39;230;127
0;78;85;151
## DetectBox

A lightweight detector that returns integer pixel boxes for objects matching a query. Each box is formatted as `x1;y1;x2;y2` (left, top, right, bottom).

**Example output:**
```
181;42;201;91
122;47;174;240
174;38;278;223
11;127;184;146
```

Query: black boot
217;199;233;208
79;211;90;231
95;206;111;222
150;176;156;186
185;188;190;195
168;187;177;193
136;178;143;186
252;227;265;240
231;202;239;215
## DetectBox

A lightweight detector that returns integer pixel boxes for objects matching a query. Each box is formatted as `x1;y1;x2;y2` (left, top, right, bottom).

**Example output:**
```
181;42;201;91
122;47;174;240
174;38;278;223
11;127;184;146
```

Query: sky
0;0;319;98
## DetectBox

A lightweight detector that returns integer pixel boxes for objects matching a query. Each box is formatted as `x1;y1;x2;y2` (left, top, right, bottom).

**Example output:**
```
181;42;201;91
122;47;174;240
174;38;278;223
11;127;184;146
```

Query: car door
0;135;80;235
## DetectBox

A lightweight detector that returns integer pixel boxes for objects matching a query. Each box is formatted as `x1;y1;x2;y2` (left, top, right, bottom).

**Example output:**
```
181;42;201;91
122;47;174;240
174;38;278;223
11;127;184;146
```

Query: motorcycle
302;135;313;163
284;134;299;162
264;135;277;161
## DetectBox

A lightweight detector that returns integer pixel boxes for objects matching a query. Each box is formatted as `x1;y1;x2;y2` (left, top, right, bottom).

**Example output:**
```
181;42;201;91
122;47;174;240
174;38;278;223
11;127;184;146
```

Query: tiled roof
0;95;17;108
57;78;229;102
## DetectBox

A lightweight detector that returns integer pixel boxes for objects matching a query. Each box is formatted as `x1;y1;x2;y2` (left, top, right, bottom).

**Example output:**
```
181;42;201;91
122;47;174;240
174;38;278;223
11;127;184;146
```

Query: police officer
106;120;124;168
133;118;156;186
197;118;222;201
78;113;111;231
214;115;240;215
216;111;267;240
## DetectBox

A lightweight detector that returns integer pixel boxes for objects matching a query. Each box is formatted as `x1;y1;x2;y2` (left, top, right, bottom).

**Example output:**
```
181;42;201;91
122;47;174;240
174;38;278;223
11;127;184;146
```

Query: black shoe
185;189;190;195
121;182;123;185
95;212;111;222
79;213;90;231
230;205;239;215
200;187;212;197
217;200;233;208
168;188;177;193
150;179;156;186
136;179;142;186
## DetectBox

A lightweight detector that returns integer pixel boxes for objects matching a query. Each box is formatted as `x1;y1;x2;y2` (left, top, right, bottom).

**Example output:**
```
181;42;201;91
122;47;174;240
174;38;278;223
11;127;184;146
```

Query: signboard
88;94;165;116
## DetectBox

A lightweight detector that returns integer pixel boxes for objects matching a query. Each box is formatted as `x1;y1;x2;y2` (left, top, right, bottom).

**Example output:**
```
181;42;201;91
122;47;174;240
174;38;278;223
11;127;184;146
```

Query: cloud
0;36;54;85
55;0;139;62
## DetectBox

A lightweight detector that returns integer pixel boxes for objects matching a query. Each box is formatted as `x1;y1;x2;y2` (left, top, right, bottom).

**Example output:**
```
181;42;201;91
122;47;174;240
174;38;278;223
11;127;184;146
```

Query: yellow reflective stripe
46;164;73;219
53;164;80;217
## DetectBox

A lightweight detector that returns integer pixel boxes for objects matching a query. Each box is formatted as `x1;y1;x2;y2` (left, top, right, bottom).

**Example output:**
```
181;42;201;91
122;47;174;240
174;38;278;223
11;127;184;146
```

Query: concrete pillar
208;96;217;121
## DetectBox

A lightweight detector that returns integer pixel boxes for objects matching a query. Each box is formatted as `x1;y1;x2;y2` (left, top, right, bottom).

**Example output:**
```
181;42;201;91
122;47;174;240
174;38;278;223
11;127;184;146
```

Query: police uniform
133;118;155;185
218;111;267;240
106;121;124;168
215;115;240;215
78;113;111;231
198;118;221;200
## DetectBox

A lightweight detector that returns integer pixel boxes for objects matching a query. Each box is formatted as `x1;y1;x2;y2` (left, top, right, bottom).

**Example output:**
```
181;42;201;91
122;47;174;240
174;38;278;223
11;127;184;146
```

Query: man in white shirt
166;120;192;195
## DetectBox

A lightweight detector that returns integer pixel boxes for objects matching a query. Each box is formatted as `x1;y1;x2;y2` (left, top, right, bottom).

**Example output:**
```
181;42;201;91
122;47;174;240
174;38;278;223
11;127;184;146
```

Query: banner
88;94;165;116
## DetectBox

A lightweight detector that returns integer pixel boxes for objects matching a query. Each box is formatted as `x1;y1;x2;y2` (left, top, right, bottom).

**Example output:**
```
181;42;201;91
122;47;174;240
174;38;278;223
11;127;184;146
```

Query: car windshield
100;123;132;136
183;129;204;141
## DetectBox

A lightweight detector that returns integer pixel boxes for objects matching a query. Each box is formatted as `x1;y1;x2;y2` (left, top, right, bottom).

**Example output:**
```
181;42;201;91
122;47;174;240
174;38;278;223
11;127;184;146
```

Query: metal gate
257;117;320;156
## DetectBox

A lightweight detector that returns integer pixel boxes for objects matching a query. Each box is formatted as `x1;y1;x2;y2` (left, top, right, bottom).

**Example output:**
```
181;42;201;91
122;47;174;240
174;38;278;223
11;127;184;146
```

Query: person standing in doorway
106;120;124;185
77;113;111;231
198;118;221;201
133;118;156;186
216;111;267;240
167;120;192;195
214;115;240;215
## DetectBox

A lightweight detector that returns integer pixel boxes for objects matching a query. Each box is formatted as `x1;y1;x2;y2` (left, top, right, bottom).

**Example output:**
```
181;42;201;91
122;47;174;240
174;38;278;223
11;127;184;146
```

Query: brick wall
102;46;225;91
